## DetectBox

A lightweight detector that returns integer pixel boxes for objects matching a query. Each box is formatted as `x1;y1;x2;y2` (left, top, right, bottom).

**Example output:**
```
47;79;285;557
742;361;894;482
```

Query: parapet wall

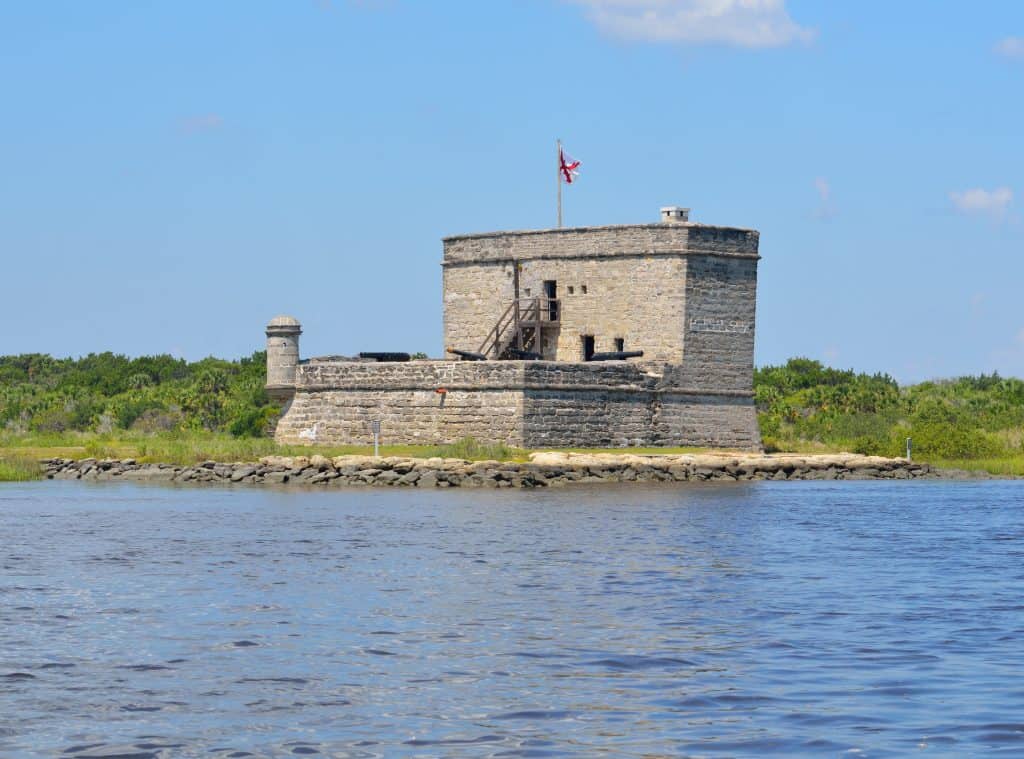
442;222;759;265
274;360;761;450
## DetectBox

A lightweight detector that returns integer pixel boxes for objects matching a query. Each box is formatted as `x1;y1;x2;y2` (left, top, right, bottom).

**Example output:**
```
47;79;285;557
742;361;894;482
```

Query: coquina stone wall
677;255;758;394
654;393;761;450
274;360;526;446
443;255;688;362
273;360;761;450
518;362;657;447
442;222;759;365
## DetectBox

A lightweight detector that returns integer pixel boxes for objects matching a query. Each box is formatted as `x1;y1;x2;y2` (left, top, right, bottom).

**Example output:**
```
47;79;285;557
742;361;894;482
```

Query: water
2;480;1023;757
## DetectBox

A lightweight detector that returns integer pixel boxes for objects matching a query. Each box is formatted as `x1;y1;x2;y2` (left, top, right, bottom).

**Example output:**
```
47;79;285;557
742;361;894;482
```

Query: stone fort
266;206;763;450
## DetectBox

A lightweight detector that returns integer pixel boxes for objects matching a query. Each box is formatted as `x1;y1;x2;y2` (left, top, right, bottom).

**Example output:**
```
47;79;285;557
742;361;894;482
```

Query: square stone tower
441;207;760;395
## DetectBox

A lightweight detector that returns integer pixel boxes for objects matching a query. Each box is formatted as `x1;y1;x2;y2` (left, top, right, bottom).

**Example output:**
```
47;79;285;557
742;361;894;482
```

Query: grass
924;457;1024;477
3;431;1021;477
0;431;714;467
0;455;44;482
0;431;532;466
765;434;1024;476
762;437;858;455
540;446;718;456
425;437;526;461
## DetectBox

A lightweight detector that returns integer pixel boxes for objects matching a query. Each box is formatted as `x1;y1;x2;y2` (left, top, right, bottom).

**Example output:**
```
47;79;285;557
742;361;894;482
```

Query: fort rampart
274;360;761;450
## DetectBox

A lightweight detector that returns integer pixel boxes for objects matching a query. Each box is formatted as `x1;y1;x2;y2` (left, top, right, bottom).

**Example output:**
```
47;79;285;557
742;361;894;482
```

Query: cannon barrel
586;350;645;362
359;352;411;362
446;347;488;361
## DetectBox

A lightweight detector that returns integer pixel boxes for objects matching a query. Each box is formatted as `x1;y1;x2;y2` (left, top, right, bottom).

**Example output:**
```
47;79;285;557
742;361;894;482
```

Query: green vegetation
756;357;1024;473
1;352;1023;477
0;431;528;467
0;351;277;438
424;436;526;461
0;455;43;482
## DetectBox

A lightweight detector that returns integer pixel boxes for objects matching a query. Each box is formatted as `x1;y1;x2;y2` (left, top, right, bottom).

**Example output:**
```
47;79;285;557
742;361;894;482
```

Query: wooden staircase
478;297;561;359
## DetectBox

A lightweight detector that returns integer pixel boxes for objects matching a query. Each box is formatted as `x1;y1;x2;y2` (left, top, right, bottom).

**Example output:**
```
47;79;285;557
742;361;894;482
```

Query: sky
2;0;1023;383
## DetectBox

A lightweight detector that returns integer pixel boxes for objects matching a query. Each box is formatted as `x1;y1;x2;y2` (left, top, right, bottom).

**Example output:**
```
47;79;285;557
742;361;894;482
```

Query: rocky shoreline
40;452;997;488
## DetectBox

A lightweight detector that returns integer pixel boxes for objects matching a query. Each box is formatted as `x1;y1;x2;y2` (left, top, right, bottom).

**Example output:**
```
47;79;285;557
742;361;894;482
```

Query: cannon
586;350;645;362
446;347;488;361
359;352;411;362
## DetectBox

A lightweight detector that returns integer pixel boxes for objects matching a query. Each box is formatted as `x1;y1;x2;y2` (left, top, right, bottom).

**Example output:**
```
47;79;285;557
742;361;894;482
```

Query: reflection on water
1;480;1023;756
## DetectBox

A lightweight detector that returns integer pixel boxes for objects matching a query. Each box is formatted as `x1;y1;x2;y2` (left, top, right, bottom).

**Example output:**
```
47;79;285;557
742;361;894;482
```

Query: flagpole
556;138;562;228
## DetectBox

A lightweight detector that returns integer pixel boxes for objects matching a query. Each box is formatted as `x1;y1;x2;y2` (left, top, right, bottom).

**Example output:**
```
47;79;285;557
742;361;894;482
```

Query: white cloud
994;36;1024;59
569;0;815;48
180;114;223;134
812;176;836;219
814;177;830;203
949;187;1013;218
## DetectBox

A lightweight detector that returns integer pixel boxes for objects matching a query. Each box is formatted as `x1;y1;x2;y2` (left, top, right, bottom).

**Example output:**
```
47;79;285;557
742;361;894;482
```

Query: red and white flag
559;147;581;184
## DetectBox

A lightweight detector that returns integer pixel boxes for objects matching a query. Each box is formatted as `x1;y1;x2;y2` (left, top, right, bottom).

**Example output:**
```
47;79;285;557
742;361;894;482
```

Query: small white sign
689;317;751;335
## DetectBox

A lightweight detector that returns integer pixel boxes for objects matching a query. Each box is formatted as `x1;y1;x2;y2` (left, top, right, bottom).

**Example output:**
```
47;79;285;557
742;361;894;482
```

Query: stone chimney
660;206;690;223
265;315;302;402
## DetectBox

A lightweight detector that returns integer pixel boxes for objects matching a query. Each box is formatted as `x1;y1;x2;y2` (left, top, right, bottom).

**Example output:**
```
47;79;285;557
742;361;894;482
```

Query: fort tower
265;315;302;402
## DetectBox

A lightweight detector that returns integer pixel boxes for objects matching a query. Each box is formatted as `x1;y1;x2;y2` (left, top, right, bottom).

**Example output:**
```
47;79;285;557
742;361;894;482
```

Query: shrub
31;407;74;433
908;422;1004;459
131;408;183;433
228;406;279;438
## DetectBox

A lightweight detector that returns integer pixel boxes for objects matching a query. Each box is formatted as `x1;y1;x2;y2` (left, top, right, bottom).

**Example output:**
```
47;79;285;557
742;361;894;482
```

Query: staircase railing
478;297;561;358
478;300;516;358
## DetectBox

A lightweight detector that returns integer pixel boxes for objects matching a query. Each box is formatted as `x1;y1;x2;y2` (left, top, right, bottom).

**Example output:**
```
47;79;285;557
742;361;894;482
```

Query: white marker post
906;437;912;461
372;420;381;458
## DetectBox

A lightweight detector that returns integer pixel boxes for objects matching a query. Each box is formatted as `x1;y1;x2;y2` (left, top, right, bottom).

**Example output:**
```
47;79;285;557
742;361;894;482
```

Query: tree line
756;358;1024;459
2;352;1023;459
0;352;277;438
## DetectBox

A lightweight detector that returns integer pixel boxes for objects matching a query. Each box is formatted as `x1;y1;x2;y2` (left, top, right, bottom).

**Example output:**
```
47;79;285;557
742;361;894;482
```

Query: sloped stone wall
274;361;525;446
653;393;761;450
273;360;762;451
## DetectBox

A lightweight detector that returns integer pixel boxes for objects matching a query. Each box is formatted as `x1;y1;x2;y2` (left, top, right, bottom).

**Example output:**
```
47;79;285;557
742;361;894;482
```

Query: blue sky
2;0;1022;382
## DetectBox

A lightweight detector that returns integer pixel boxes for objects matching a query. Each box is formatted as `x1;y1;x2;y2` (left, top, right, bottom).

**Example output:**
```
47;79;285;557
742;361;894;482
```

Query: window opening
543;280;558;321
582;335;595;361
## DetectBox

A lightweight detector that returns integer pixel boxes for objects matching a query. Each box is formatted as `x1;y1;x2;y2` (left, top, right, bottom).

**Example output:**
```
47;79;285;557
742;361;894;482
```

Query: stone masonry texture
271;214;763;450
442;222;758;364
274;360;761;450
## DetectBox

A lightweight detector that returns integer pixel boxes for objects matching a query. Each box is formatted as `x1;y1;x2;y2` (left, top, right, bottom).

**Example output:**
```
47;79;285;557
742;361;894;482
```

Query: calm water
2;480;1023;758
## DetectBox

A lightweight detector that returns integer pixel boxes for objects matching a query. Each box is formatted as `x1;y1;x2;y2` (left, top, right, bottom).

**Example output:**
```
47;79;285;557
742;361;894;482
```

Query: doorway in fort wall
540;329;560;360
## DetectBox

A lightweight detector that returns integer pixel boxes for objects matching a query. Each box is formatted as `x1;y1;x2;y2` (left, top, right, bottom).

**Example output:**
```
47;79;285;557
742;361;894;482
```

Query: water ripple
1;479;1022;756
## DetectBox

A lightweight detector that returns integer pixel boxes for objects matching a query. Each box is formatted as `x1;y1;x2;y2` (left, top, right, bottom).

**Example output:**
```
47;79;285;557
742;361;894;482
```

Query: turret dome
267;314;301;328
